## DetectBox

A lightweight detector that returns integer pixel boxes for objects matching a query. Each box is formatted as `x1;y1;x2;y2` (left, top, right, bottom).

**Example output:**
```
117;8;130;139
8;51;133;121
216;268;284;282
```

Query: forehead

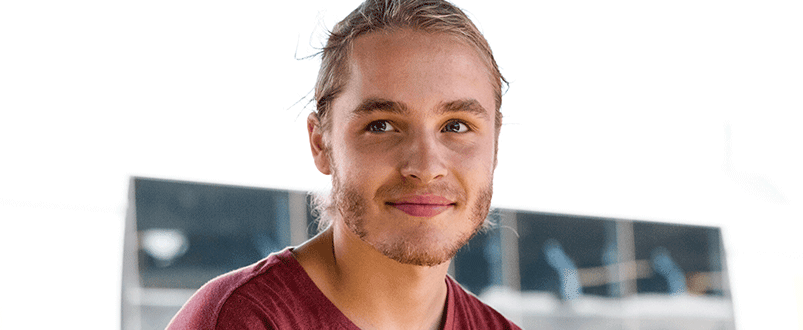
331;29;496;123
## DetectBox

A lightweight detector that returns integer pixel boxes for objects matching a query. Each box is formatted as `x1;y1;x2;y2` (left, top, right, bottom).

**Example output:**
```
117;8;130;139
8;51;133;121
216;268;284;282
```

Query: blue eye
366;120;395;132
442;120;469;133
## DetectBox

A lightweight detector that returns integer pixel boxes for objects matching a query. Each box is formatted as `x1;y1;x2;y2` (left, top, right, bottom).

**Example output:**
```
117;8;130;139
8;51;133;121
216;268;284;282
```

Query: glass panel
633;221;724;296
134;178;291;288
517;211;618;298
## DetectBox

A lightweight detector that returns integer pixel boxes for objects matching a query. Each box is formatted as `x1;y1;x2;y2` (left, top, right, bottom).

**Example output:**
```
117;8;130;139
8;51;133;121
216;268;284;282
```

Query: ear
307;112;332;175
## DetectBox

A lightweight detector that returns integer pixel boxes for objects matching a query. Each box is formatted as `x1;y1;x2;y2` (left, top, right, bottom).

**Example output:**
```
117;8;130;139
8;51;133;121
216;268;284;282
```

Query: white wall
1;1;800;329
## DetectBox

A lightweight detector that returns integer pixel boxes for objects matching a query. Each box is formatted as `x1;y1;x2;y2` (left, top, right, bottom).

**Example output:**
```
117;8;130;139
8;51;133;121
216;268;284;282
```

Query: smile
387;194;456;218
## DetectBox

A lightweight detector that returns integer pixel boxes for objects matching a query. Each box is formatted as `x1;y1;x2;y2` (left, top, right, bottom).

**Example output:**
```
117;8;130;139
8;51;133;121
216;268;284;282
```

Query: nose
399;131;448;184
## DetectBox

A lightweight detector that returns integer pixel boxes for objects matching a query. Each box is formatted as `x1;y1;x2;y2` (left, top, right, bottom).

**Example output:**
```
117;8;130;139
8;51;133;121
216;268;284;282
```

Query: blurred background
1;0;801;329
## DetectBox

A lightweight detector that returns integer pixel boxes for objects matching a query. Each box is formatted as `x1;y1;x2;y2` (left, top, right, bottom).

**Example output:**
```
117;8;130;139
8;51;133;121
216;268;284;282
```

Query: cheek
332;139;394;187
450;139;496;175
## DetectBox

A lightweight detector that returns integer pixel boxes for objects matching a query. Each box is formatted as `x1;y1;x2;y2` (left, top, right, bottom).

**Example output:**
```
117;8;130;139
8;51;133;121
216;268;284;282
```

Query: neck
294;222;450;330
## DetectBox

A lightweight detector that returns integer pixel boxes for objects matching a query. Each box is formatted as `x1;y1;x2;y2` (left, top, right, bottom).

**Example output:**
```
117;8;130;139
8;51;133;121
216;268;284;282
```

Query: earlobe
307;112;332;175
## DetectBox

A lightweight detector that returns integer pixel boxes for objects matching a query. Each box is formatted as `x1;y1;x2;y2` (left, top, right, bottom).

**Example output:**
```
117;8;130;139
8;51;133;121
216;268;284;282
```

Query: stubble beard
331;173;493;267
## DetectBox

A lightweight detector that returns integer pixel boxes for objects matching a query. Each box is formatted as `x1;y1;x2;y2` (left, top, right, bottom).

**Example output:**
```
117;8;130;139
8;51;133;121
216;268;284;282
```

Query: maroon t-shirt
167;248;520;329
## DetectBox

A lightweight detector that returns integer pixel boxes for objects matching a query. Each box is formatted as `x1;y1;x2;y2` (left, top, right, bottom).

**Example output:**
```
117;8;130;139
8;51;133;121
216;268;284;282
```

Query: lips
387;194;455;217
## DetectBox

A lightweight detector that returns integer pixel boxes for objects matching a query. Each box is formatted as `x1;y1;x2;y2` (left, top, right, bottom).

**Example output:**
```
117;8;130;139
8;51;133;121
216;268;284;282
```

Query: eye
366;120;396;133
442;120;469;133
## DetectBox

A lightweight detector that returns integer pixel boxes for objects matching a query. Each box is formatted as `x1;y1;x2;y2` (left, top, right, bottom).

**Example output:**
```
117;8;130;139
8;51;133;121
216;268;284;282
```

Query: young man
168;1;518;329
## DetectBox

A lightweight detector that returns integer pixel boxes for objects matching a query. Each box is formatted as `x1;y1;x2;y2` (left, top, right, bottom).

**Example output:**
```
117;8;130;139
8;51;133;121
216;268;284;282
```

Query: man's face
314;29;497;266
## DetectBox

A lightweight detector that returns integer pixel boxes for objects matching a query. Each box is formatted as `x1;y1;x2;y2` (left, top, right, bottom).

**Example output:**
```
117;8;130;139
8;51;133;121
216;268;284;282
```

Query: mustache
375;180;467;203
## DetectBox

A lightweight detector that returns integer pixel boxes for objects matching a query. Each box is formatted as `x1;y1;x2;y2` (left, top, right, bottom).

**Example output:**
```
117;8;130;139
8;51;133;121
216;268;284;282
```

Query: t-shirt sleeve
165;256;276;330
213;292;276;330
166;250;360;330
166;280;232;330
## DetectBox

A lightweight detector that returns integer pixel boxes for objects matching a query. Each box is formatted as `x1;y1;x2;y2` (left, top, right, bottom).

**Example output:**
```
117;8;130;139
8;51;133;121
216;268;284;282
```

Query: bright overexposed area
1;0;801;329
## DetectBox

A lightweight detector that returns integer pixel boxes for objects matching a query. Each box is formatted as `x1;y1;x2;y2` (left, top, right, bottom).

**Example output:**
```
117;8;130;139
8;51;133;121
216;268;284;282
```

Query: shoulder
166;248;298;330
446;277;522;330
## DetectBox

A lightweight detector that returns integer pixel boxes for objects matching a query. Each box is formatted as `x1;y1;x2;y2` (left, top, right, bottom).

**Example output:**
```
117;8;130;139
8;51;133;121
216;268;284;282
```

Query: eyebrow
439;99;490;120
351;98;409;117
351;98;490;120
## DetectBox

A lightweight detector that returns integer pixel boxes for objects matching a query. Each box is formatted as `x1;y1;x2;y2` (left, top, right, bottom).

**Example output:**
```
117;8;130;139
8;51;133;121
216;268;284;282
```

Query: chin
366;219;479;267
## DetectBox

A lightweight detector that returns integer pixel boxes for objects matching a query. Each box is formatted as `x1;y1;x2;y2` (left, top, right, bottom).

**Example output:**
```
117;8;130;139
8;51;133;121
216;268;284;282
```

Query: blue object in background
544;239;582;300
651;247;687;295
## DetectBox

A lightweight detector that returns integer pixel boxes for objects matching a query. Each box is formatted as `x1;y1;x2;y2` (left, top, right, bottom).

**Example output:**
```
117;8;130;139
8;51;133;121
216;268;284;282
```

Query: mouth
386;194;456;218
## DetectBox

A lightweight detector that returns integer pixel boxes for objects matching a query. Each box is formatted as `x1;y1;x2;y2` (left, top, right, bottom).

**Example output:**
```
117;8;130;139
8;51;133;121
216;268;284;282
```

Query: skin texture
295;29;498;330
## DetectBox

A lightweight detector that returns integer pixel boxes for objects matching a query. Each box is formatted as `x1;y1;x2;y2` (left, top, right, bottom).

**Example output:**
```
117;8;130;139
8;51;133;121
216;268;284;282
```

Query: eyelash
366;120;395;133
442;119;470;133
